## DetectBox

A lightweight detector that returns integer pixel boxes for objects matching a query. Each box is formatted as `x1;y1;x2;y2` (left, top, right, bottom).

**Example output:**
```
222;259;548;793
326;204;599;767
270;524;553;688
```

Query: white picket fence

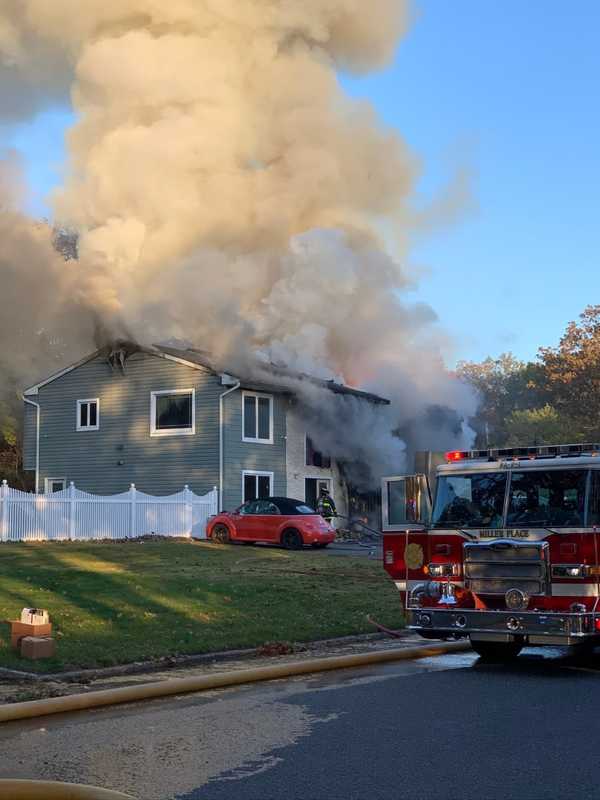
0;481;219;543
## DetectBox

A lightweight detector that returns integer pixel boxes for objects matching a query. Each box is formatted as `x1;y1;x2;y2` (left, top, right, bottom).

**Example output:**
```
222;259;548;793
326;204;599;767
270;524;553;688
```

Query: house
21;343;389;517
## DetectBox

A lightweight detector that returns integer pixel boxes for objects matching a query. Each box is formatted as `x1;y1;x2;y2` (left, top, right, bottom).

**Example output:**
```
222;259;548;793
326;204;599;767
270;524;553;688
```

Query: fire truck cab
382;444;600;660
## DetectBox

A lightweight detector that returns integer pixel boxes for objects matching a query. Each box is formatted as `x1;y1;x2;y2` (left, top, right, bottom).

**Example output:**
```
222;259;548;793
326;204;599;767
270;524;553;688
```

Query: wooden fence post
0;480;8;543
68;481;76;540
129;484;137;539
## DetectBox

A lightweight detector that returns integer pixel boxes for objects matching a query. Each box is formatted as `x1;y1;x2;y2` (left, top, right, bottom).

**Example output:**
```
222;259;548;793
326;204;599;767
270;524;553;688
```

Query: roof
156;345;390;405
23;342;390;406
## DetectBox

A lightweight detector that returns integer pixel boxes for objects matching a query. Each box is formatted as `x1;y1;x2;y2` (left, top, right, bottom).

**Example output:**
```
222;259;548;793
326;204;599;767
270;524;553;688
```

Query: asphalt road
1;647;600;799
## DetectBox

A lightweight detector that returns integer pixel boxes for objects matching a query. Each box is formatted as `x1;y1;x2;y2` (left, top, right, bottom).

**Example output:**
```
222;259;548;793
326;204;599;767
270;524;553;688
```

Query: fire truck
381;444;600;660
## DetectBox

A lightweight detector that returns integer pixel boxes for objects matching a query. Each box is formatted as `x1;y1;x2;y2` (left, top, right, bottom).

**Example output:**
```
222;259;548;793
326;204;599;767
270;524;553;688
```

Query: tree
504;405;586;447
539;305;600;440
456;353;545;447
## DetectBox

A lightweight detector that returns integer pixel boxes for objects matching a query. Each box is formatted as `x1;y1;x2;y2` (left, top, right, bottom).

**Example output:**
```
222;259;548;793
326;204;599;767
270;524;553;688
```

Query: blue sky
3;0;599;367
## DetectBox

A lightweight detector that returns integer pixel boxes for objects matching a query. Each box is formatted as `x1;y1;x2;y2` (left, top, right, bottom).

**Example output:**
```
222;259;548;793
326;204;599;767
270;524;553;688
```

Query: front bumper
408;607;597;645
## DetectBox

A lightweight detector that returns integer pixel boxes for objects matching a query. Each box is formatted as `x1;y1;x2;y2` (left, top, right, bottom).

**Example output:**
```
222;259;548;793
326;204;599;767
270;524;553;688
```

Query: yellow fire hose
0;640;470;725
0;780;134;798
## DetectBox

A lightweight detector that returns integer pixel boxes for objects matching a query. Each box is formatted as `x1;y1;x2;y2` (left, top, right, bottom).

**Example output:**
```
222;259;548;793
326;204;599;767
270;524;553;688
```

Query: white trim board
23;347;213;396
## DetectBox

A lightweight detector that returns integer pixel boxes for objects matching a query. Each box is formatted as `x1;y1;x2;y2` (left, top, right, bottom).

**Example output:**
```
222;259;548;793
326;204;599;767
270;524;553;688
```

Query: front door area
305;478;332;511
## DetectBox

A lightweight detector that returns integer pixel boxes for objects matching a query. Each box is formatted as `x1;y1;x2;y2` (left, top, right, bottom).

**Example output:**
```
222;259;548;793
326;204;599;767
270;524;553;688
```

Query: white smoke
0;0;476;482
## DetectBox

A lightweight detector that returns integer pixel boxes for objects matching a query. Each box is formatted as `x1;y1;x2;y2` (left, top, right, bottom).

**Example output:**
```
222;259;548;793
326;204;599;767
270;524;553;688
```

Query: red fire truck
382;444;600;660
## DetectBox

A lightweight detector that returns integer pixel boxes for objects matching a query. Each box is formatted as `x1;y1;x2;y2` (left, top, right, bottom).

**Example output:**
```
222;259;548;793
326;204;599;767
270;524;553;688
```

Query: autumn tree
539;305;600;441
456;353;546;447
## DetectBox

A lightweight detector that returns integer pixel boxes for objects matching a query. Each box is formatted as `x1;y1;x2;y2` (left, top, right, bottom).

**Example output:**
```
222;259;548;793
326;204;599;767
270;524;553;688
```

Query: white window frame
150;388;196;437
242;470;274;502
76;398;100;431
242;391;274;444
45;477;66;494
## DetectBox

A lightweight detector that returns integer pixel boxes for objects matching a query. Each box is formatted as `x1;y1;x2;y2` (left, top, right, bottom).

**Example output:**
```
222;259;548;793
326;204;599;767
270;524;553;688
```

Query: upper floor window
242;392;273;443
151;389;195;437
77;399;99;431
306;436;331;469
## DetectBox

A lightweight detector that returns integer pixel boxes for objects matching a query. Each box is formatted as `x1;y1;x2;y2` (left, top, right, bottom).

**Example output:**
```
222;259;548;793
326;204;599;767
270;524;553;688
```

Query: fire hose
0;780;134;799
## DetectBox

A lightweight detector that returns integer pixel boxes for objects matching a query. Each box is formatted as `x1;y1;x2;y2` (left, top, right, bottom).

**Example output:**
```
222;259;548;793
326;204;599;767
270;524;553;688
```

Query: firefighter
317;487;337;525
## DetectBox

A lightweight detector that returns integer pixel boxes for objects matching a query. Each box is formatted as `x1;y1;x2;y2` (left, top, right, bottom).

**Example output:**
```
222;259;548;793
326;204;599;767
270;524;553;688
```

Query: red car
206;497;336;549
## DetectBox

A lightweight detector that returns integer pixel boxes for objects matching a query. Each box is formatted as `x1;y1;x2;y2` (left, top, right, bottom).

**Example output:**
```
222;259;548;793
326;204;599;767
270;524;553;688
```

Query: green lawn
0;541;402;673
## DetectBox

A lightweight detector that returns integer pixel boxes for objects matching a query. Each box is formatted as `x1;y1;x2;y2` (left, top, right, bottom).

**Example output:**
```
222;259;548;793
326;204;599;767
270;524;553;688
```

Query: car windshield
432;472;507;528
506;469;587;527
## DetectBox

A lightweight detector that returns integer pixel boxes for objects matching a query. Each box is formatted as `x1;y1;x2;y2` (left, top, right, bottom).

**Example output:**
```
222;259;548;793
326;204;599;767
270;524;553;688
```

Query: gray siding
222;388;287;511
32;352;222;496
22;402;37;471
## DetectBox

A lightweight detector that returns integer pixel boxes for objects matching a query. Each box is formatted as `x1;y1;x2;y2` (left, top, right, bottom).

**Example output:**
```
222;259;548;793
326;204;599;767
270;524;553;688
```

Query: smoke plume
0;0;476;482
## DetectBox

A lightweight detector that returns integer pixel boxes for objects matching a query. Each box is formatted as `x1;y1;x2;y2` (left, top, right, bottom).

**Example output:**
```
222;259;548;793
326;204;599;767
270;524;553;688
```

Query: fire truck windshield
432;473;507;528
433;468;592;529
506;469;586;527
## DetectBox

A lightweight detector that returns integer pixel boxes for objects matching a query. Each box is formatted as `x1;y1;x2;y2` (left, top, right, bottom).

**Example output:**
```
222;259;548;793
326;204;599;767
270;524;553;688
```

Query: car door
258;501;282;542
233;501;261;540
247;500;279;542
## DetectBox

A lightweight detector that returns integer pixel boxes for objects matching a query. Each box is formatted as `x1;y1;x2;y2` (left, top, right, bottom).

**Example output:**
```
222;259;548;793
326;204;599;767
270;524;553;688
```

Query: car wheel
282;529;303;550
212;524;231;544
470;638;522;662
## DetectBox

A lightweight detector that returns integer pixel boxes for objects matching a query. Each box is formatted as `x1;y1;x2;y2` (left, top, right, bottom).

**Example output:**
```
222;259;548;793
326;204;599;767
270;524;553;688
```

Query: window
45;478;66;494
151;389;195;437
433;472;507;529
589;472;600;526
77;399;99;431
242;392;273;443
306;436;331;469
506;469;587;528
242;471;273;502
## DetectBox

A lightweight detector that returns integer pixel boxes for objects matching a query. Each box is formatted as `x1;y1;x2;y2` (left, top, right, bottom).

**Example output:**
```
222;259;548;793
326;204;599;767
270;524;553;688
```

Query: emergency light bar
445;443;600;463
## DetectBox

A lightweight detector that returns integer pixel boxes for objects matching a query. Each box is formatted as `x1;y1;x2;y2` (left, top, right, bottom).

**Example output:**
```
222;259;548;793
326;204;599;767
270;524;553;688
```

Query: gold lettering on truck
479;529;529;539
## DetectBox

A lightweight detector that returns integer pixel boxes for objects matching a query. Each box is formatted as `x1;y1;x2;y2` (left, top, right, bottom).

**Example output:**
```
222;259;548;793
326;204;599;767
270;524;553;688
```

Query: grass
0;541;402;673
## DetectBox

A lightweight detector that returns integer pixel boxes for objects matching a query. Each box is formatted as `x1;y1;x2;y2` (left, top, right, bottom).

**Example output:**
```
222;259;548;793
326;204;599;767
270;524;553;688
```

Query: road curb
0;631;405;684
0;640;471;724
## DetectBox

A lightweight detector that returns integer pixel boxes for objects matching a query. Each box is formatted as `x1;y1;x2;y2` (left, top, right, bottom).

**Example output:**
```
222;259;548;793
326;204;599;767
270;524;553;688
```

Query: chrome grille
464;540;549;596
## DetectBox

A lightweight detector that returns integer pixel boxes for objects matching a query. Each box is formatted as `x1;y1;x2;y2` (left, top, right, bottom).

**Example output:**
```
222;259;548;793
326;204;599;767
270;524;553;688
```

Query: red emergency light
444;443;600;464
445;451;467;462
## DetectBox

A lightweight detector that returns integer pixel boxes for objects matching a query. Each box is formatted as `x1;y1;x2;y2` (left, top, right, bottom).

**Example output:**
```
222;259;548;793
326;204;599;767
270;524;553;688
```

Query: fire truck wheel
470;639;522;662
571;638;599;659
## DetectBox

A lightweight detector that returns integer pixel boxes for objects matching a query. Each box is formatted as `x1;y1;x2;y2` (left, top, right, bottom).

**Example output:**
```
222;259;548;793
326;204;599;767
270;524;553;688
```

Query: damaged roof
155;345;390;405
23;342;390;405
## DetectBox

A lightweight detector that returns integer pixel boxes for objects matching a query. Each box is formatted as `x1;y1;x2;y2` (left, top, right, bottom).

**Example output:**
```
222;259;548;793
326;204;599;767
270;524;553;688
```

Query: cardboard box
20;636;56;660
20;607;50;625
10;621;52;649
